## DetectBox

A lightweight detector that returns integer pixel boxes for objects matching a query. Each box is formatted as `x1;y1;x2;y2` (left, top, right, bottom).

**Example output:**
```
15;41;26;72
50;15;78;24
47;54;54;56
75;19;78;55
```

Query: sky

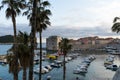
0;0;120;42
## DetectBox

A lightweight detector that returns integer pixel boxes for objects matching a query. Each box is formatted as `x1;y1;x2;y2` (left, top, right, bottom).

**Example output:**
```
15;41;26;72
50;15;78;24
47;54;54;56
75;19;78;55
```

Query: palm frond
41;1;51;7
5;8;12;19
18;2;26;9
45;20;51;26
16;8;21;15
43;9;52;15
113;17;120;23
112;22;120;33
23;10;29;16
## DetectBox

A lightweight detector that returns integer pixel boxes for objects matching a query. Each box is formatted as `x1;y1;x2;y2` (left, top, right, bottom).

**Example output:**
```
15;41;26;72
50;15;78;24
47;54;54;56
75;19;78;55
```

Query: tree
23;1;51;80
59;38;72;80
17;31;30;80
0;0;26;80
29;0;37;80
22;0;37;79
36;1;51;80
112;17;120;33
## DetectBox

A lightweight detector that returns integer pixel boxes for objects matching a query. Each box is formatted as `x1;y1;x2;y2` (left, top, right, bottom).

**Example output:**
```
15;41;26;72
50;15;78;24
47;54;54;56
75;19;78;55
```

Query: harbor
0;47;120;80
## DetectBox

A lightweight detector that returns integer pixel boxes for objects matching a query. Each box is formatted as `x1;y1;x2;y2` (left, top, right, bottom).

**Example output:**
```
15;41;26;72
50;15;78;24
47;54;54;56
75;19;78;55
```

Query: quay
0;55;6;60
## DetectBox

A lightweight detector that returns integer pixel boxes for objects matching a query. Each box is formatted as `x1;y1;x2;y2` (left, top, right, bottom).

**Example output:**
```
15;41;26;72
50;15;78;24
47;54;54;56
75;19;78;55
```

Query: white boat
88;55;96;61
34;68;44;74
45;65;52;70
34;66;49;74
106;58;114;62
73;67;87;74
106;64;118;71
0;59;7;65
50;63;61;68
83;58;91;63
78;63;89;68
54;60;63;64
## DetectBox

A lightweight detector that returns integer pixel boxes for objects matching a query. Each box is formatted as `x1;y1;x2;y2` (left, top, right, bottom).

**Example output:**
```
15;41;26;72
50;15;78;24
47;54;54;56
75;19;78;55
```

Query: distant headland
0;35;13;44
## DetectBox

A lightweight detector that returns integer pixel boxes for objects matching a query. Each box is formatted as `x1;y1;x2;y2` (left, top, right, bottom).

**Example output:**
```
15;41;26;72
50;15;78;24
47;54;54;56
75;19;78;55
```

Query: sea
0;44;120;80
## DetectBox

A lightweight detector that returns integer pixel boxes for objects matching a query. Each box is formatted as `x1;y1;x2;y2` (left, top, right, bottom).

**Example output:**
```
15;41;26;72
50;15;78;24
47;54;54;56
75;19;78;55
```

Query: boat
44;65;52;70
54;60;63;65
88;55;96;61
73;67;87;74
0;59;7;65
104;60;113;66
65;57;72;61
82;58;91;64
80;63;89;68
34;66;49;74
50;63;62;68
106;64;118;71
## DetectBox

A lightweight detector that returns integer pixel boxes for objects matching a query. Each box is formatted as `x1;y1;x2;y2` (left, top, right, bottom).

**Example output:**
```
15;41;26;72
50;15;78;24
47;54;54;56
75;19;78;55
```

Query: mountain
0;35;14;43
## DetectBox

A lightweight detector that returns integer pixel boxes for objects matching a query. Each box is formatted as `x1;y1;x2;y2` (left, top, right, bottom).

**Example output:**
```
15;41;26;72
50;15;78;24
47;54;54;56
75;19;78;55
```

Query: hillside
0;35;14;43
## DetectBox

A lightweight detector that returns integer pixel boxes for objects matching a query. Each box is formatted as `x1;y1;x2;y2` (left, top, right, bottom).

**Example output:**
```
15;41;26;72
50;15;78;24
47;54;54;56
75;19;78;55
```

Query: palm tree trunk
29;0;37;80
12;12;18;80
39;31;42;80
63;54;66;80
23;68;27;80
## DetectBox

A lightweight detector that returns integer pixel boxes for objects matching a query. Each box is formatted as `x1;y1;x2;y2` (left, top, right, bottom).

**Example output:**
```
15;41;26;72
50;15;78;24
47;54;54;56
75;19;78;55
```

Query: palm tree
17;31;30;80
29;0;37;80
0;0;26;80
36;1;51;80
112;17;120;33
59;38;72;80
17;44;30;80
6;31;30;80
23;1;51;80
22;0;37;79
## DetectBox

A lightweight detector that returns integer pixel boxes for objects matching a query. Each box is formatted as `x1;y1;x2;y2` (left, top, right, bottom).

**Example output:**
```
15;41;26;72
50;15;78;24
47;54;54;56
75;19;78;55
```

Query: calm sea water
0;45;120;80
0;43;46;55
0;44;12;55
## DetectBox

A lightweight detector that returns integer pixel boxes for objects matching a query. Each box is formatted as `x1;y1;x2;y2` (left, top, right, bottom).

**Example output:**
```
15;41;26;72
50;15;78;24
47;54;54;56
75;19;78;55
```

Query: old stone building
46;36;62;51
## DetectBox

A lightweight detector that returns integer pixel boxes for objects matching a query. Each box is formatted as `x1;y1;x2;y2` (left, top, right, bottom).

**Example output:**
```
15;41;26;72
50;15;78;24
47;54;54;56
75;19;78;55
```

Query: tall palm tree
0;0;26;80
22;0;37;79
6;31;30;80
29;0;37;80
112;17;120;33
17;31;30;80
59;38;72;80
36;1;51;80
23;1;51;80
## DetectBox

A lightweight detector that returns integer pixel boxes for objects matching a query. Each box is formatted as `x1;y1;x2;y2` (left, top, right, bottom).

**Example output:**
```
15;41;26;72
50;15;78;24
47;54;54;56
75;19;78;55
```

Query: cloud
42;25;120;38
50;0;120;29
0;23;120;42
1;0;120;39
0;24;30;36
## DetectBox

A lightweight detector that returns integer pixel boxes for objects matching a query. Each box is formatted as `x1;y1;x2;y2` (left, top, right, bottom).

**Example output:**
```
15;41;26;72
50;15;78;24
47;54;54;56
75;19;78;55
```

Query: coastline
0;43;13;45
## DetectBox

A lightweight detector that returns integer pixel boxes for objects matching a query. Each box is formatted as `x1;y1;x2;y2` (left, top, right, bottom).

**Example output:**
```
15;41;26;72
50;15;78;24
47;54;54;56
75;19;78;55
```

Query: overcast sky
0;0;120;42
